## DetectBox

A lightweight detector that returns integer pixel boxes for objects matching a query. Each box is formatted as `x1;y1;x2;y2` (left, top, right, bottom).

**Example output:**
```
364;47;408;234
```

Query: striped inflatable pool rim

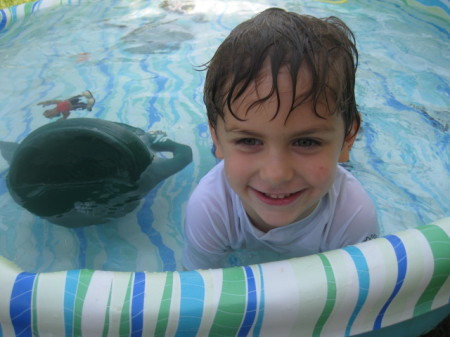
0;217;449;336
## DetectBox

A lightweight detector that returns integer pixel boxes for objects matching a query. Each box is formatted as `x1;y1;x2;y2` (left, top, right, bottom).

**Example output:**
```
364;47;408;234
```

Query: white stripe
260;257;323;337
107;272;133;337
322;249;360;336
35;271;67;336
195;268;224;334
432;276;450;310
434;217;450;236
350;238;398;334
142;271;169;336
81;271;114;336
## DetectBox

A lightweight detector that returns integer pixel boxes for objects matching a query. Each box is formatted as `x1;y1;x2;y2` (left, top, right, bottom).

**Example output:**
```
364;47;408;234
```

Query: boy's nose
259;152;294;185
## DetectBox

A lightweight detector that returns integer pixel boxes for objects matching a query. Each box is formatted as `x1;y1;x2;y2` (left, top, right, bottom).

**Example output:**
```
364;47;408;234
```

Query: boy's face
210;65;354;232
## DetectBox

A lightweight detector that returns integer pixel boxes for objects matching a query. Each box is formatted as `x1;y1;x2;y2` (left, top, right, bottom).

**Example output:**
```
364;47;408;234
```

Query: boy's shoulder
329;165;379;238
189;160;235;206
333;165;371;199
186;160;243;237
196;160;227;190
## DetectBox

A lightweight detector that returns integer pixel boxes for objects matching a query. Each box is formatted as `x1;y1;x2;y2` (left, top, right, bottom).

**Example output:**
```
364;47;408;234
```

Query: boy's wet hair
204;7;360;138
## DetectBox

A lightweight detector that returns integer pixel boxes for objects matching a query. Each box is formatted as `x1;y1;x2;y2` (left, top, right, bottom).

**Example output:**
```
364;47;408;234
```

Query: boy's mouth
251;188;303;205
264;192;296;199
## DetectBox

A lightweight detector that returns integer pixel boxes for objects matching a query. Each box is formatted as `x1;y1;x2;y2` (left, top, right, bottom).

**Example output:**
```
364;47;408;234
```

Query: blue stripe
0;170;8;195
366;70;448;221
64;270;81;337
175;271;204;337
414;0;450;15
141;61;165;130
74;228;88;269
376;0;449;40
374;235;408;329
253;264;265;337
137;191;176;271
343;246;370;336
93;49;115;119
0;10;6;32
31;0;42;12
9;5;17;24
157;55;182;125
238;266;257;337
131;272;145;337
10;272;36;337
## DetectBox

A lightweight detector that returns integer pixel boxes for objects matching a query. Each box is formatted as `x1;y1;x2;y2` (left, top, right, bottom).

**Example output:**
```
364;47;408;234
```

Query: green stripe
119;274;133;336
313;254;337;337
23;2;34;16
155;272;174;337
209;267;247;337
102;284;113;337
414;225;450;316
32;274;39;337
73;270;95;337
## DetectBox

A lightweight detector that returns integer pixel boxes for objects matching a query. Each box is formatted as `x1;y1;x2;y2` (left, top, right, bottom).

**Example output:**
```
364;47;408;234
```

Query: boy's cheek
311;163;336;185
314;166;329;179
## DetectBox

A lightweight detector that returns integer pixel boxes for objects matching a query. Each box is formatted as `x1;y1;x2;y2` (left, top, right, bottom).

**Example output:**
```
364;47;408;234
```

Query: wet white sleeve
182;164;232;270
324;167;380;250
182;200;228;270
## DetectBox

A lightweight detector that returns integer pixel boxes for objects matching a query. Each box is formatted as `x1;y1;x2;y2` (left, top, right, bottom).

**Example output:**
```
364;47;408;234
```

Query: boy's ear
338;123;358;163
209;123;224;159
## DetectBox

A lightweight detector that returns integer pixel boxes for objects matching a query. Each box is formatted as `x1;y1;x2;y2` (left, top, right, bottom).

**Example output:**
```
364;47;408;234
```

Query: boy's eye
293;138;320;147
236;138;261;146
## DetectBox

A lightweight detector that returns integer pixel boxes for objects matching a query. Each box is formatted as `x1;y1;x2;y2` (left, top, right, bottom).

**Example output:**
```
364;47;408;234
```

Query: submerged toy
37;90;96;119
0;118;192;227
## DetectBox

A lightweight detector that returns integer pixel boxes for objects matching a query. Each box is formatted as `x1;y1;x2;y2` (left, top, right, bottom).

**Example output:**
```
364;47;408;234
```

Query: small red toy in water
37;90;95;119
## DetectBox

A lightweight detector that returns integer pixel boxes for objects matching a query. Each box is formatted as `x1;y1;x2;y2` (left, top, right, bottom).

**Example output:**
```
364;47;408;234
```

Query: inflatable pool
0;217;448;336
1;0;449;336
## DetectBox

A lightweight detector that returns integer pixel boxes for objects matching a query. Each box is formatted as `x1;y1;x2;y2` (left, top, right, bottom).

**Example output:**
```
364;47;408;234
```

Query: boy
183;8;379;270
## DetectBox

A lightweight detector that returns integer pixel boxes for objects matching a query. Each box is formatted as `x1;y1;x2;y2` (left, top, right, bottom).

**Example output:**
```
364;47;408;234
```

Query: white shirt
183;161;379;270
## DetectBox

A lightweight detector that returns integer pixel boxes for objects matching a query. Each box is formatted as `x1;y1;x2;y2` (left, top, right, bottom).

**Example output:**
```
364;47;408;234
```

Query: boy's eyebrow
224;127;262;137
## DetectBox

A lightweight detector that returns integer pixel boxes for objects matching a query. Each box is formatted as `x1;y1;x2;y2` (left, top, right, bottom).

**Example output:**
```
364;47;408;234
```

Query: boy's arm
182;197;228;270
337;200;379;246
182;170;231;270
182;236;226;270
326;169;380;249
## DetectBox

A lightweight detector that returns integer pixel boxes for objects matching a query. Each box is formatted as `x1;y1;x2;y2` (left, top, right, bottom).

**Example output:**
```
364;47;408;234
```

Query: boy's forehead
225;64;314;117
220;95;344;136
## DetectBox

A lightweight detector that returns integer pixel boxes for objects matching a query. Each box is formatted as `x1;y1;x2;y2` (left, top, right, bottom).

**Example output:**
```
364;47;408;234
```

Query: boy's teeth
266;193;292;199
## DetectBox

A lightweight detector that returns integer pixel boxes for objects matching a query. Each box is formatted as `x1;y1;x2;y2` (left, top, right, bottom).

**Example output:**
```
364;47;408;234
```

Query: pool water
0;0;448;273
